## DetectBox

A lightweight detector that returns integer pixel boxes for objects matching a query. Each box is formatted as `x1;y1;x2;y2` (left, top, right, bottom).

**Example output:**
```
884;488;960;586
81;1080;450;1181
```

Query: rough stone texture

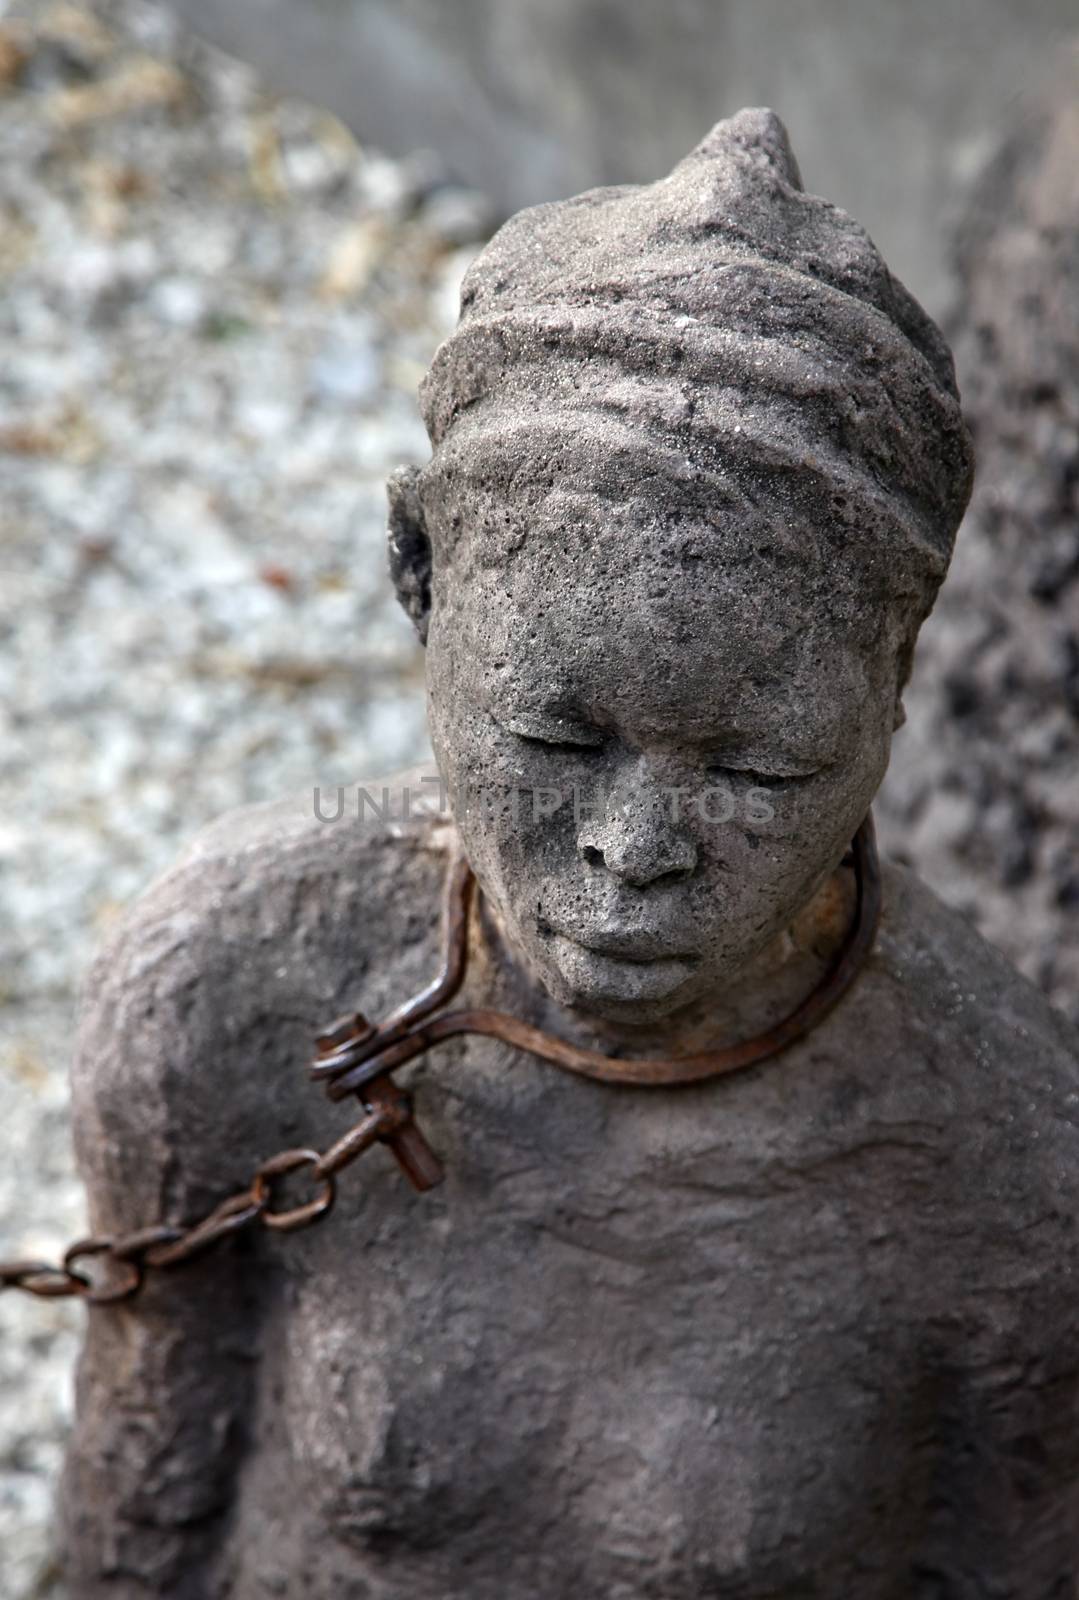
160;0;1079;316
64;112;1079;1593
0;2;472;1591
878;52;1079;1027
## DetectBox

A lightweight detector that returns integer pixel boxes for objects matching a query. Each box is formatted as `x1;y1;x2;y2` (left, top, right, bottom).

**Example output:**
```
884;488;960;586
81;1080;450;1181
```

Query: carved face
389;107;970;1030
419;495;900;1028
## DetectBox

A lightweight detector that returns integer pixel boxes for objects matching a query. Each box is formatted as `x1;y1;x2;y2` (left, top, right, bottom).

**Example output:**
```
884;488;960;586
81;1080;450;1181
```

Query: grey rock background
160;0;1078;317
876;51;1079;1028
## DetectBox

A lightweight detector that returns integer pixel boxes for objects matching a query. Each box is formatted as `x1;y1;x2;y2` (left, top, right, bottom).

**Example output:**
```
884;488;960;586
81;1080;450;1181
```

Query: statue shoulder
871;858;1079;1087
862;859;1079;1285
864;859;1079;1406
71;767;453;1223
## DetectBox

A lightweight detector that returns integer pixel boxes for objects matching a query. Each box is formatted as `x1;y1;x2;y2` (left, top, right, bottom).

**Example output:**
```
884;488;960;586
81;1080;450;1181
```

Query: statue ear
386;465;432;645
890;620;921;732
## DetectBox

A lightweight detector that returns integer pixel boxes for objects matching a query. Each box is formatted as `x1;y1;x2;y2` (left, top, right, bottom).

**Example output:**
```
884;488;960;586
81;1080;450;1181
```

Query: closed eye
705;761;821;788
506;714;605;752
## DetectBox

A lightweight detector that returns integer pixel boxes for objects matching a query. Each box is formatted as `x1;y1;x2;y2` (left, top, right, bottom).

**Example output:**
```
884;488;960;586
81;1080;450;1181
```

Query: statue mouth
549;932;700;1002
564;932;700;964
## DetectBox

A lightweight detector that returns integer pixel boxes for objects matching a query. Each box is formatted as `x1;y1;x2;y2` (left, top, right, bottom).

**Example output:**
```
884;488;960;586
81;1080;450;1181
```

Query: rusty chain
0;1074;417;1305
1;820;880;1307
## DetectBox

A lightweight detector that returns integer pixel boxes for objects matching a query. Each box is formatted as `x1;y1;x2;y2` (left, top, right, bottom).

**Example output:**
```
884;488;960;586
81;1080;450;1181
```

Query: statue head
388;109;974;1026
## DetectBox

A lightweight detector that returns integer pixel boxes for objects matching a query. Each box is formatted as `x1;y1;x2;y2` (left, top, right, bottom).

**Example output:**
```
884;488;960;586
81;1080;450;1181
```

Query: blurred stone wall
877;49;1079;1027
162;0;1076;316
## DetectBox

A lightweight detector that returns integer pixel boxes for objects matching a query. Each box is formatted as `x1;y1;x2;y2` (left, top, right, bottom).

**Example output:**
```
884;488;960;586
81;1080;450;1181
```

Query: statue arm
60;881;268;1596
58;786;442;1592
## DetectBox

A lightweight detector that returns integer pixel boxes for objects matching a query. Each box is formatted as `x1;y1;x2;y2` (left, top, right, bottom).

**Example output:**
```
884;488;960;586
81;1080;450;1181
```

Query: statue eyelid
705;759;822;786
505;714;606;751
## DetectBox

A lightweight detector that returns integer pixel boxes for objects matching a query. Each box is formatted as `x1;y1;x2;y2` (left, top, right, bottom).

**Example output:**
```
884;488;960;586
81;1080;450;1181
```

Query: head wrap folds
418;109;973;584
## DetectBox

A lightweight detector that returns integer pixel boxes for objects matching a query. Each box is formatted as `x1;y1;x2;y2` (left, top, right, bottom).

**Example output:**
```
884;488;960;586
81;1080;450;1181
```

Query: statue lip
557;930;699;965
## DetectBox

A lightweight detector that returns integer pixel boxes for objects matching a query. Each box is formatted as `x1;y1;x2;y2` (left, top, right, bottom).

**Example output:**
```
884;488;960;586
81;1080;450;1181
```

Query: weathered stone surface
878;54;1079;1026
63;111;1079;1593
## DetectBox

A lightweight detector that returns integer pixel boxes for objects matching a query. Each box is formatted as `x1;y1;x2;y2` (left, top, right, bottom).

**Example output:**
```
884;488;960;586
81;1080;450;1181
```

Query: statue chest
251;1040;938;1596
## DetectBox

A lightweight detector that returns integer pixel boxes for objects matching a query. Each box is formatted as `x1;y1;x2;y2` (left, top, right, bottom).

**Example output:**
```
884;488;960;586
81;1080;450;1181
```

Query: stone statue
63;111;1079;1597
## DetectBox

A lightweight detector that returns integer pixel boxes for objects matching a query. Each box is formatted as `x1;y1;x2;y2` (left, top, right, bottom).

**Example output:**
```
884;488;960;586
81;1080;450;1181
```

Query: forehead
436;466;859;609
444;504;879;751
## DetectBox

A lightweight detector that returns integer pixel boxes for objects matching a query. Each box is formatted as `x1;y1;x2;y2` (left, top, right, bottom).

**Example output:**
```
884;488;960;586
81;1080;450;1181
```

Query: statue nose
577;779;698;888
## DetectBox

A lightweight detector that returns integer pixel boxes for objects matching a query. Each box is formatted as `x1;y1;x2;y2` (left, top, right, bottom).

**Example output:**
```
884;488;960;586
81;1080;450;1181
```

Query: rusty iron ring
252;1148;337;1233
0;1260;90;1298
313;814;881;1096
143;1191;265;1268
63;1238;143;1304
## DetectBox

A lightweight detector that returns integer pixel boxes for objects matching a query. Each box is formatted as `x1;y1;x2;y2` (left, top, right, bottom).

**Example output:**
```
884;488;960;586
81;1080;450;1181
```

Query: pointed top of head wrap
702;104;803;182
418;108;973;583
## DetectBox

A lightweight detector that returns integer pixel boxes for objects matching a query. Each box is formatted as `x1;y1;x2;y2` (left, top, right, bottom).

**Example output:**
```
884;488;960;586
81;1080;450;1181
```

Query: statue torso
238;1032;956;1598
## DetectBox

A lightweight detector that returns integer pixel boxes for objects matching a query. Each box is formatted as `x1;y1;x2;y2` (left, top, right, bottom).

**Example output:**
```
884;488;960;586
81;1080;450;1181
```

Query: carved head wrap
412;109;973;600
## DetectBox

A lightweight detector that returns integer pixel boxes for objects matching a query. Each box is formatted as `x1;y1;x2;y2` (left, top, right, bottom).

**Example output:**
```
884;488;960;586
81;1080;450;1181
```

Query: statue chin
550;958;702;1026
